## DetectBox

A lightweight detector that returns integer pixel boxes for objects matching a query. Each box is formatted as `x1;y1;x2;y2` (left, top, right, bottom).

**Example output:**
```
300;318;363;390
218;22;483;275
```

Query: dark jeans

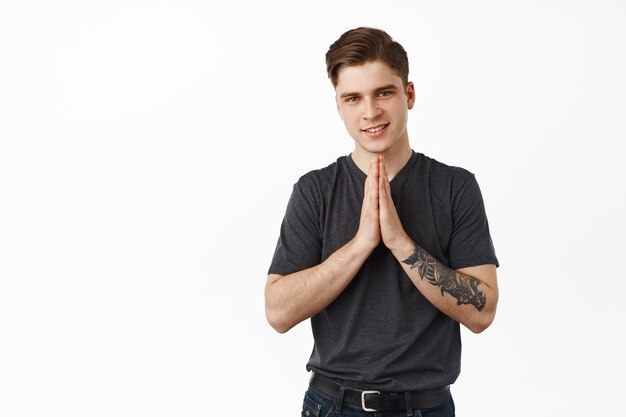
302;385;455;417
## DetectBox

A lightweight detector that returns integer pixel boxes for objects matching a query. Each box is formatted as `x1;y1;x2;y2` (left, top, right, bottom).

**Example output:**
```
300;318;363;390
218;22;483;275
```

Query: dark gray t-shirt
268;151;498;391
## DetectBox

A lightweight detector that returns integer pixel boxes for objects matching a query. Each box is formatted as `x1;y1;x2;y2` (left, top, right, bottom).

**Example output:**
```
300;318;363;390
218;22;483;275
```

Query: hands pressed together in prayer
355;156;412;256
354;156;497;326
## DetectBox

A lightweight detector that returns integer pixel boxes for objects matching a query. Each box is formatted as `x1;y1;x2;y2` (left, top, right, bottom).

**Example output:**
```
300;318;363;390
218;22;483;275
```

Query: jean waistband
309;372;449;413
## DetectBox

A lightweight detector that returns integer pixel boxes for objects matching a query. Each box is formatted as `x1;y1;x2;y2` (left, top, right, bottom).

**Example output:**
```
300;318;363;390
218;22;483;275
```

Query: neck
351;142;413;181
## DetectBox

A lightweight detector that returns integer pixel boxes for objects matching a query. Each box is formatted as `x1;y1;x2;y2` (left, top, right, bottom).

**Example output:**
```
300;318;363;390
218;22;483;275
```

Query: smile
362;123;390;133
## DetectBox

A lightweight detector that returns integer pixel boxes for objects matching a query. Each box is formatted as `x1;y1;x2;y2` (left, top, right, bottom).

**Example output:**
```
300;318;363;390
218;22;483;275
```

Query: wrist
351;233;379;255
389;234;415;260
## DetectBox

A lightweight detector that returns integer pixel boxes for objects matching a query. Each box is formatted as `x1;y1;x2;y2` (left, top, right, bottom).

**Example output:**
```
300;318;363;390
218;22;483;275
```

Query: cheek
340;110;357;127
393;105;409;120
348;117;362;131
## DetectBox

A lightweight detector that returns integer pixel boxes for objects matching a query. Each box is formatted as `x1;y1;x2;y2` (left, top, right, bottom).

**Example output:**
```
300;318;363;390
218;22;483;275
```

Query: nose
362;97;382;120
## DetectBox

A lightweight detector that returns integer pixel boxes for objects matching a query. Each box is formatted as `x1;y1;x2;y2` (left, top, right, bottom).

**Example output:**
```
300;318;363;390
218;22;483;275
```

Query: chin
364;140;394;155
368;146;391;155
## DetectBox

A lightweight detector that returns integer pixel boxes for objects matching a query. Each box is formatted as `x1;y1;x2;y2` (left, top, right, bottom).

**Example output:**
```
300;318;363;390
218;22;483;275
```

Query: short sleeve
267;179;323;276
448;174;499;269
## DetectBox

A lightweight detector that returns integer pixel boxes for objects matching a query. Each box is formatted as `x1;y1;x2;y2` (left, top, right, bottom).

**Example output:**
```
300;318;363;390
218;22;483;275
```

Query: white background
1;1;625;416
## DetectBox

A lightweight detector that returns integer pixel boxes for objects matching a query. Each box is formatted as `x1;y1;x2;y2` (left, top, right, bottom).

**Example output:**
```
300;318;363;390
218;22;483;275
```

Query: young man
265;27;499;417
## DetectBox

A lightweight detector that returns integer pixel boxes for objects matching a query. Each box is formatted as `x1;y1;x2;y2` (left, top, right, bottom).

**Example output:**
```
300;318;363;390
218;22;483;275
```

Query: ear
406;82;416;110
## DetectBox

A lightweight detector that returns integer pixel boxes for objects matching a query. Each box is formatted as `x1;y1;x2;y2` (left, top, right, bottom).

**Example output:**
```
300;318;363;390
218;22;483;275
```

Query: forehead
335;61;404;93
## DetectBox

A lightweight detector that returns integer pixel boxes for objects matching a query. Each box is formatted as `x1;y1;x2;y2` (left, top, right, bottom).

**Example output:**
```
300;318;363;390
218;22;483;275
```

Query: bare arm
395;242;498;333
265;158;382;333
265;238;373;333
377;157;499;333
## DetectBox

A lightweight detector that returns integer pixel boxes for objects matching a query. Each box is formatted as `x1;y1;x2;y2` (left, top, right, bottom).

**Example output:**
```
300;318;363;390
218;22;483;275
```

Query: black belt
309;372;448;412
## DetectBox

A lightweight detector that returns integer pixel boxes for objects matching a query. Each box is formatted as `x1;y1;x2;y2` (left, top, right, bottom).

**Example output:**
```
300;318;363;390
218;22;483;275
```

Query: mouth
361;123;390;134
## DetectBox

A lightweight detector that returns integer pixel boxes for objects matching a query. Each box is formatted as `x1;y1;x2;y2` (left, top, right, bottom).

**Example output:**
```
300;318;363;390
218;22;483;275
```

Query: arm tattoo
402;246;486;311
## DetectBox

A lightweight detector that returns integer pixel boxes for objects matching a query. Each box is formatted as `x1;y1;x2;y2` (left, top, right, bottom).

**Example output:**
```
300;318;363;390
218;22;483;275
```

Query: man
265;27;499;417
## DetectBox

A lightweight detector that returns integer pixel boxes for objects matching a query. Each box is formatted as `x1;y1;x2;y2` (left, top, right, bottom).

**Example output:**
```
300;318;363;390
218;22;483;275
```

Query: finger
378;159;384;197
378;157;388;198
365;157;379;208
364;158;374;194
368;157;377;176
372;158;379;206
380;156;388;181
380;158;393;195
371;154;380;180
372;157;379;186
366;157;378;183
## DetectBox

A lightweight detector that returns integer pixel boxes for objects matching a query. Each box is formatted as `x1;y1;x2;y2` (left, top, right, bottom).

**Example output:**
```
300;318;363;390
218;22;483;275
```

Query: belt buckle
361;390;380;412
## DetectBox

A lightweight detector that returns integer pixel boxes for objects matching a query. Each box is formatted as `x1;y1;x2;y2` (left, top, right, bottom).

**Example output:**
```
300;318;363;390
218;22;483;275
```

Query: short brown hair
326;27;409;88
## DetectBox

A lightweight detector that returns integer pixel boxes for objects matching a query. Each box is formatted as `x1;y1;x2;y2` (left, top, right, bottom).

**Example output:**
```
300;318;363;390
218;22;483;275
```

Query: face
335;61;415;158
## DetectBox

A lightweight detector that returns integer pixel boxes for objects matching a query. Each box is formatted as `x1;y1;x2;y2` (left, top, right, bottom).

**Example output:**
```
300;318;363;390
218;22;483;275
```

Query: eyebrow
339;84;399;99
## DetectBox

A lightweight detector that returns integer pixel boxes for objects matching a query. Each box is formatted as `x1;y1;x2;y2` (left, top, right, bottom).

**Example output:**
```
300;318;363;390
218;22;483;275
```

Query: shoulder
415;152;476;192
293;156;348;193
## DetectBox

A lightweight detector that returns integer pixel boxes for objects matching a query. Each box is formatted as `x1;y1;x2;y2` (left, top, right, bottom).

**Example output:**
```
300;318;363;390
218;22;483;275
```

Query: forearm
265;237;374;333
390;238;498;333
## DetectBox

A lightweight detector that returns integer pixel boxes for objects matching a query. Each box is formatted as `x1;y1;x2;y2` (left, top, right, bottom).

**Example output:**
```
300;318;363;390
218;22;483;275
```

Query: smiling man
265;27;499;417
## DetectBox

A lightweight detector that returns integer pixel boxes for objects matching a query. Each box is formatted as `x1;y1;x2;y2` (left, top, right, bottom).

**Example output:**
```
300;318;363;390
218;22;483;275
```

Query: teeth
366;124;386;133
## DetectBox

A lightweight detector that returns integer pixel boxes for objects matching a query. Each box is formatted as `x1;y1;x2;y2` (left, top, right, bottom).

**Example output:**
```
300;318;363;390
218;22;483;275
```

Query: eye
378;91;392;97
345;96;359;103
